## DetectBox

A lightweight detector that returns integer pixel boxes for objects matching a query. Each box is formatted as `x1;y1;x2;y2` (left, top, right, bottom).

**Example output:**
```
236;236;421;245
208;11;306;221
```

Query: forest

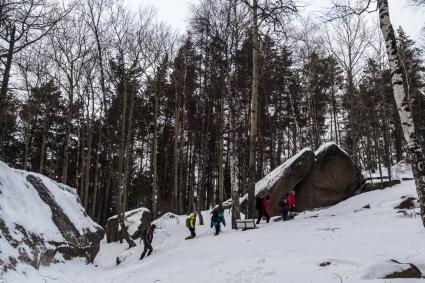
1;0;425;237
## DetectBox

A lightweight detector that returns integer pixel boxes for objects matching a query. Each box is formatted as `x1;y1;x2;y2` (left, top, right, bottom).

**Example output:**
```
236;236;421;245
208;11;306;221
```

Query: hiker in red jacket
140;224;156;260
288;191;296;211
263;196;271;223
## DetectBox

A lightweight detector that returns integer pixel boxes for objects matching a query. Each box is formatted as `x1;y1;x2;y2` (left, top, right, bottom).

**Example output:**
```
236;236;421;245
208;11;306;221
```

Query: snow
315;141;349;157
4;179;425;282
0;161;62;243
0;161;102;268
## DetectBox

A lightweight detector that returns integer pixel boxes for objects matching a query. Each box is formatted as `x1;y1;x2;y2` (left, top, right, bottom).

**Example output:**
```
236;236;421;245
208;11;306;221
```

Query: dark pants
140;243;152;260
214;224;220;235
282;208;290;221
264;211;270;223
257;209;270;224
189;228;196;237
256;210;262;224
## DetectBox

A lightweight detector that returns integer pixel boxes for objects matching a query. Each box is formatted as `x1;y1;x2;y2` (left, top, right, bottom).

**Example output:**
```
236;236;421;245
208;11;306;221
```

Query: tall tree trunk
248;0;259;219
0;25;15;103
91;124;102;219
116;70;135;247
62;68;74;185
151;79;159;217
172;78;181;214
0;25;15;159
218;92;225;204
378;0;425;226
83;123;93;211
39;113;48;174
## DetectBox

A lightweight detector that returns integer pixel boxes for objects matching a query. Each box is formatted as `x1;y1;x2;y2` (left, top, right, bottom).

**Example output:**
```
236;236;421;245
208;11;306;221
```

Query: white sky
129;0;424;42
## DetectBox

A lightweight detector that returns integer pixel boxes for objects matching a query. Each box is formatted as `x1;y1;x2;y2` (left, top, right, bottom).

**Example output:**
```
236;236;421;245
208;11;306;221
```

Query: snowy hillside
0;161;103;271
4;180;424;282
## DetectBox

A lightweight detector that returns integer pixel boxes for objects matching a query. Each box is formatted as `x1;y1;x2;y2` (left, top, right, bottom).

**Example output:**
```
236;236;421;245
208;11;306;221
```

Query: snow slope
4;180;424;282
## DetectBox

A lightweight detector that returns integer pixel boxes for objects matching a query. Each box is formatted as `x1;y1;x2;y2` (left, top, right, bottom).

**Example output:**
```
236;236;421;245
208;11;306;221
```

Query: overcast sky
128;0;424;42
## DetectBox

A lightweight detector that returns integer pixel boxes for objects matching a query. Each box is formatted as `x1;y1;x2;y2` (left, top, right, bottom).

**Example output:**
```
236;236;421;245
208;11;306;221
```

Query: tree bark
62;67;74;185
218;91;225;204
248;0;259;218
116;69;135;247
378;0;425;227
39;112;48;174
0;25;15;103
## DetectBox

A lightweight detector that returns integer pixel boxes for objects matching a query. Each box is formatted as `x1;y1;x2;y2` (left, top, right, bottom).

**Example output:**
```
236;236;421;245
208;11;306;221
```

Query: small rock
384;260;422;279
395;197;416;210
320;261;331;267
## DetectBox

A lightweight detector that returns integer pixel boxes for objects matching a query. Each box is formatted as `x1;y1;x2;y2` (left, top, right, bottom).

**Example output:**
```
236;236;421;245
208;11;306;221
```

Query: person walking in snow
185;212;197;239
287;191;296;219
263;195;271;223
140;223;156;260
210;209;226;235
279;193;290;221
137;212;152;243
256;196;264;224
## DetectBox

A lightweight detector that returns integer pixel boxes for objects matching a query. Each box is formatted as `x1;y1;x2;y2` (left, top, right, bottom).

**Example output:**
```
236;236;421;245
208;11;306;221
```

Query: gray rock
259;149;315;216
295;143;365;211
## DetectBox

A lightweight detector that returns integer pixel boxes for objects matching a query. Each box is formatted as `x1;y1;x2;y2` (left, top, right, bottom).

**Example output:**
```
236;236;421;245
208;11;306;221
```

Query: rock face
295;143;365;211
0;161;104;272
106;208;151;243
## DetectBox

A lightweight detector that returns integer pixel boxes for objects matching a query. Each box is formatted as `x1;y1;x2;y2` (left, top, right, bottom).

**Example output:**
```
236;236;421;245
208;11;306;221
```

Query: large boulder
255;148;316;216
106;208;151;243
0;161;104;272
295;143;365;211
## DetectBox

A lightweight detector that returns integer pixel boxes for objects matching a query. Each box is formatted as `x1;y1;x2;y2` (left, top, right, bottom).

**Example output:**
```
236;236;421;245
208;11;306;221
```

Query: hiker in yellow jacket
185;212;197;240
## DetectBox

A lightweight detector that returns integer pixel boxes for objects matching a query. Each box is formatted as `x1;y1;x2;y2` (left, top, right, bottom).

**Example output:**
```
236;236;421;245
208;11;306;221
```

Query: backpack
186;217;190;228
211;211;219;222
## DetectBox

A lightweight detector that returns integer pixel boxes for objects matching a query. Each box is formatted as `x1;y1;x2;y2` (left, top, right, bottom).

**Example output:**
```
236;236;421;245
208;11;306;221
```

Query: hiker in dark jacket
140;224;156;260
256;197;264;224
137;211;152;242
263;196;271;223
185;212;197;239
279;193;290;221
211;209;226;235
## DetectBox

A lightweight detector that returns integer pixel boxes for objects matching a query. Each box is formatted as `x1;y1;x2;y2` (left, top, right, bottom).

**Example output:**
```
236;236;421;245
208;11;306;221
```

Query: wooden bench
236;219;256;231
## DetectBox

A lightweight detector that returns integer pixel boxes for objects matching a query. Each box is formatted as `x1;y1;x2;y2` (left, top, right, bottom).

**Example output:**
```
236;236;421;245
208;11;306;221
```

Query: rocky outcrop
295;143;365;211
0;161;104;272
106;208;151;243
236;143;365;216
256;149;316;216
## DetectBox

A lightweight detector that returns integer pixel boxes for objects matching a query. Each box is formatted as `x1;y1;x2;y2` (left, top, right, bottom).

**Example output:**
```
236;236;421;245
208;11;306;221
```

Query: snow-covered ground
3;180;424;283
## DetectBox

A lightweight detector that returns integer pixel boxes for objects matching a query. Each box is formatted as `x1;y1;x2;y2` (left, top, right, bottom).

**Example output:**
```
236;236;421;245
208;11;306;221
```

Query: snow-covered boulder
255;148;315;216
295;142;365;211
0;161;104;272
106;208;151;243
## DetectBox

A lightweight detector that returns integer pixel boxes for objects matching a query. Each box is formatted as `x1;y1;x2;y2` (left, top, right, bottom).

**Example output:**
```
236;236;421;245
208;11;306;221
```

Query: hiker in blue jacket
211;209;226;235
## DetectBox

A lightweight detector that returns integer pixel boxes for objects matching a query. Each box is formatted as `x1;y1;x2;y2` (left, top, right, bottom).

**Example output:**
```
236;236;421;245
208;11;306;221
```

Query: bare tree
329;0;425;227
241;0;299;218
376;0;425;227
324;11;372;165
